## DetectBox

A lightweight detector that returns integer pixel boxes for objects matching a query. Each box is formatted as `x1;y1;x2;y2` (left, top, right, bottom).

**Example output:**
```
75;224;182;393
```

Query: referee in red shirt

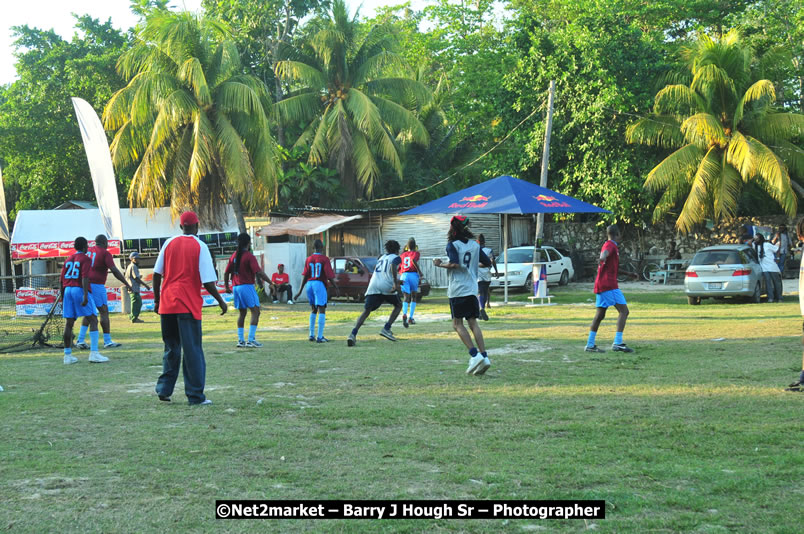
153;211;227;405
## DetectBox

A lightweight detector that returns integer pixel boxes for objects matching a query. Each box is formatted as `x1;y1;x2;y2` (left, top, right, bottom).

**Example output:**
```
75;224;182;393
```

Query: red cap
451;215;468;226
180;211;199;226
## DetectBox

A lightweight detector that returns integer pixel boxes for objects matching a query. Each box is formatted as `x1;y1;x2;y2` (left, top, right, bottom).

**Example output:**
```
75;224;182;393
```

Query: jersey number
313;263;322;278
462;252;472;268
403;257;412;269
375;259;386;273
87;251;97;267
64;262;81;280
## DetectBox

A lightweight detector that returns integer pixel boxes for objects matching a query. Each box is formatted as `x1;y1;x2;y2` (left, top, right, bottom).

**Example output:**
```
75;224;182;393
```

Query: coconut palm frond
733;80;775;127
746;136;797;216
712;157;742;220
645;144;704;192
676;147;721;233
625;115;684;149
274;60;327;88
653;84;705;115
274;92;323;126
369;95;429;146
213;112;254;194
681;113;726;150
351;128;380;195
746;113;804;145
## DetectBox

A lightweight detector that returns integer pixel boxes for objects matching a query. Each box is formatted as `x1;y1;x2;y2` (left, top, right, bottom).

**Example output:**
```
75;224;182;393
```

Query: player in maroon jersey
60;237;106;364
74;235;131;350
224;233;272;348
294;239;338;342
585;225;633;353
399;237;421;328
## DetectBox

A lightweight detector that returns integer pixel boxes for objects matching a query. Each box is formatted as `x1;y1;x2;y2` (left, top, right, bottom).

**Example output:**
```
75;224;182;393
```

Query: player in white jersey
347;240;404;346
786;218;804;392
476;233;498;321
433;216;492;375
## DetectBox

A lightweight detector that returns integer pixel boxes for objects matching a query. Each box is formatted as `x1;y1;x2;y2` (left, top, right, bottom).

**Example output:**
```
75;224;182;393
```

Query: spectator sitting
270;264;293;304
666;240;681;262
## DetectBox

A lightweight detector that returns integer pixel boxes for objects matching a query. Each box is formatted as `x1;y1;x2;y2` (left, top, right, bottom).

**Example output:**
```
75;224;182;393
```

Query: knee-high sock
409;301;416;318
317;314;326;339
309;313;316;338
587;331;597;348
248;324;257;342
614;331;624;345
90;330;99;352
77;324;88;344
103;333;112;344
402;301;409;315
237;327;244;342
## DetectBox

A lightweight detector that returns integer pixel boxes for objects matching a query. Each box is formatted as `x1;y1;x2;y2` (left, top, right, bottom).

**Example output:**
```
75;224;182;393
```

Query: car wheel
559;270;569;286
750;283;761;303
687;296;701;305
524;274;533;292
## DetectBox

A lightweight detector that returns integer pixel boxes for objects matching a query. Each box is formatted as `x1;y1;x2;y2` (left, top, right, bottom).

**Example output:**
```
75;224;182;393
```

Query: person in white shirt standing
434;216;492;376
753;234;782;303
787;218;804;392
347;240;403;346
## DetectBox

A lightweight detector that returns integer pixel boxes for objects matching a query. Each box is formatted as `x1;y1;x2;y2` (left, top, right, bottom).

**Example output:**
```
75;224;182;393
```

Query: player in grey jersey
433;216;492;375
348;240;404;346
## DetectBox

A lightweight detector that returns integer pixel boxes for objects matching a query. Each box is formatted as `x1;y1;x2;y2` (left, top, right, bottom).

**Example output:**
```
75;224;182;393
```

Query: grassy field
1;284;802;533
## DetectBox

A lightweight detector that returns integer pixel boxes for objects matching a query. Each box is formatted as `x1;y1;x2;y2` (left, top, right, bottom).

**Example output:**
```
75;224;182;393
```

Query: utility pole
535;80;555;245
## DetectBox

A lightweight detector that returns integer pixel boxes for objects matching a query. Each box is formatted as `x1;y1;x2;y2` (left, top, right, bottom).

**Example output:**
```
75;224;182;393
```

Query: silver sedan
684;244;765;305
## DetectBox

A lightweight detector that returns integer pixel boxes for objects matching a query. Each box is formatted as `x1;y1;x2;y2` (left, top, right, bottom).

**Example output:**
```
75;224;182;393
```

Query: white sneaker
246;340;263;347
64;354;78;365
88;351;109;363
272;300;279;304
74;342;90;350
104;341;122;348
466;354;485;374
236;340;247;348
193;399;213;406
287;300;294;305
473;356;491;376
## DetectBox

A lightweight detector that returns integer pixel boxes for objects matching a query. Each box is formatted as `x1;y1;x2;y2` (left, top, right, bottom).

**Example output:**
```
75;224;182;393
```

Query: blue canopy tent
400;175;610;303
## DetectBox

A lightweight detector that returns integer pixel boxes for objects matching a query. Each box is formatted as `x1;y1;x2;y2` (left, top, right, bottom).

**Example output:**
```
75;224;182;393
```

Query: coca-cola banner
11;239;121;260
16;283;233;316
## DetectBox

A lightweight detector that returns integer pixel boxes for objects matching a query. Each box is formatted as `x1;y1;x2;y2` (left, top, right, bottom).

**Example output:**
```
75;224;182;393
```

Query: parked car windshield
692;249;743;265
361;257;378;272
505;249;534;263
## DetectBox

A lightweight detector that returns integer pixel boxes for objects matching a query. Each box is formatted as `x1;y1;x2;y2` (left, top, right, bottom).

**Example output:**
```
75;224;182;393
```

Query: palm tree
626;30;804;233
103;11;279;231
273;0;430;201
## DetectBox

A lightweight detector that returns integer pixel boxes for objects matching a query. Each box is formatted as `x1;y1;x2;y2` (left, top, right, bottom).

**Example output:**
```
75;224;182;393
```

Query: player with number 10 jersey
296;239;337;342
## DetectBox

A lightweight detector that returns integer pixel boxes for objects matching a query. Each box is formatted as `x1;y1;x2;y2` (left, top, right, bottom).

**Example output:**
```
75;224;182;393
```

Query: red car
328;256;431;302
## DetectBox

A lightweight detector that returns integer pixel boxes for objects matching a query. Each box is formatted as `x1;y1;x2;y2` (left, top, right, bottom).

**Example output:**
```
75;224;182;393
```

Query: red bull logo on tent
449;194;491;209
533;194;570;208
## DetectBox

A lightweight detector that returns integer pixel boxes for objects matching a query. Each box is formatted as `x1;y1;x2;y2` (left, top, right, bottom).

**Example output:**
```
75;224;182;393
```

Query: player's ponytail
235;233;250;274
448;216;474;242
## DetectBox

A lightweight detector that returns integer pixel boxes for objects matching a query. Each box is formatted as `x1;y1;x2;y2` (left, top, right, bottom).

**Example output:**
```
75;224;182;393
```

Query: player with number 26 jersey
61;250;92;289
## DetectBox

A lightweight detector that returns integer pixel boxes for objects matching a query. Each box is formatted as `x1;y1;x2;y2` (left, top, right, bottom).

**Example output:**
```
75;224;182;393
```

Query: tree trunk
231;194;247;234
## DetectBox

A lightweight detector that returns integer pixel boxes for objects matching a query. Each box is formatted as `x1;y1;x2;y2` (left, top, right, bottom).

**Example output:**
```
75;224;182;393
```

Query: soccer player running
585;224;634;353
477;233;498;321
785;218;804;392
348;240;404;346
294;239;338;343
153;211;227;405
60;237;107;364
433;216;493;375
399;237;421;328
75;235;132;350
224;233;272;348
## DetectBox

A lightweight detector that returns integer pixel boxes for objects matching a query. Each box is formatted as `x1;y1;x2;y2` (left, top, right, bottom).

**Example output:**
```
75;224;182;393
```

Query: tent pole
504;213;509;304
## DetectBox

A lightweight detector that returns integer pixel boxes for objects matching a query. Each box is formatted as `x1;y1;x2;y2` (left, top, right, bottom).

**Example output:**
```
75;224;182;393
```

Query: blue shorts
306;280;328;308
63;286;98;319
400;272;419;294
595;289;627;308
89;283;108;308
233;284;260;309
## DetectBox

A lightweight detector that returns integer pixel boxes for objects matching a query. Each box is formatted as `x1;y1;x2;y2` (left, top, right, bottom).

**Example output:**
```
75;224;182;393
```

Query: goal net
0;273;64;352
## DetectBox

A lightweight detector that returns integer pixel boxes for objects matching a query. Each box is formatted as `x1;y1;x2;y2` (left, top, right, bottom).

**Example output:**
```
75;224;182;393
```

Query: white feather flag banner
71;97;124;240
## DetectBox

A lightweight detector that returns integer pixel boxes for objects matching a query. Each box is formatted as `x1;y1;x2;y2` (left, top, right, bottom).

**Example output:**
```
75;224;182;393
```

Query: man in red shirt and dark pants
585;225;634;353
270;264;293;304
153;211;227;405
